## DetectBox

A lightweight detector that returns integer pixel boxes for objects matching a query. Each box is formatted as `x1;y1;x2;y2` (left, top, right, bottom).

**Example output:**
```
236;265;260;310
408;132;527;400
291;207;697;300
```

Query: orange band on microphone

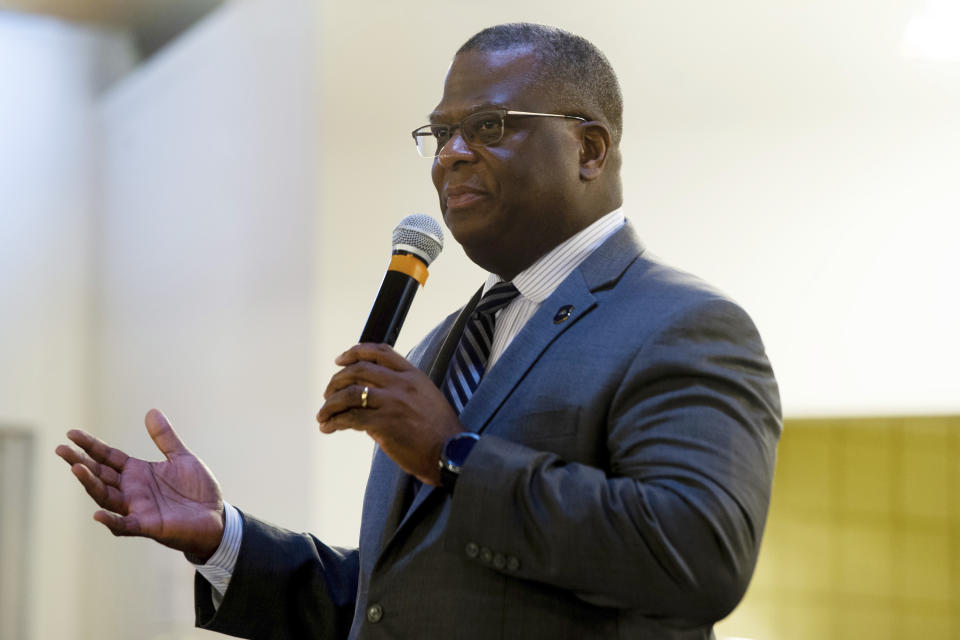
388;253;429;286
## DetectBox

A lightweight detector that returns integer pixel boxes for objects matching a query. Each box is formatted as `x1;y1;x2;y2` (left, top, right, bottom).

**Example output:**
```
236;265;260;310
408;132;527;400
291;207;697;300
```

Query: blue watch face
446;433;479;468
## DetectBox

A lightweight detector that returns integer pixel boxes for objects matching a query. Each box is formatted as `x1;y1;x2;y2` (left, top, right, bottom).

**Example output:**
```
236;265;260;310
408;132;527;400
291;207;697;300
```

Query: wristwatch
438;432;480;492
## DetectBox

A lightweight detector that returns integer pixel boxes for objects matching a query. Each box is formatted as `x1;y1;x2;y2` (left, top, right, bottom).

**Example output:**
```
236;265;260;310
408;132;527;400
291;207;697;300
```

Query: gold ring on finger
360;385;369;409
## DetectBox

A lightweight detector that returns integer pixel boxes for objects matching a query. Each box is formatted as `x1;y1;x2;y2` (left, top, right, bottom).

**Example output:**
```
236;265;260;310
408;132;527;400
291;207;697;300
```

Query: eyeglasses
411;109;586;158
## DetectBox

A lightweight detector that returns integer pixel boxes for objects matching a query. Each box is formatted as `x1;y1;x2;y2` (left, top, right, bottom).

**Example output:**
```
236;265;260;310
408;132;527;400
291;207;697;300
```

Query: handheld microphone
359;214;444;346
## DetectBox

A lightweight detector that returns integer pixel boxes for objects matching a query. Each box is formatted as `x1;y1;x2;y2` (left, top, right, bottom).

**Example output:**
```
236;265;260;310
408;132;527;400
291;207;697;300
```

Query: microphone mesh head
392;214;444;265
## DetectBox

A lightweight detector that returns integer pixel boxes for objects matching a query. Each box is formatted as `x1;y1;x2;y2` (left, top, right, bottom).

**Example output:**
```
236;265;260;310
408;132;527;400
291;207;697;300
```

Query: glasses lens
413;127;441;157
412;112;504;157
462;112;504;145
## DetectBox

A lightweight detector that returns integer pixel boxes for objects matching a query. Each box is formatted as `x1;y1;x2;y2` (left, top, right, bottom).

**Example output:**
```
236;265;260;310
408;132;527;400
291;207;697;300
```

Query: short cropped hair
457;23;623;144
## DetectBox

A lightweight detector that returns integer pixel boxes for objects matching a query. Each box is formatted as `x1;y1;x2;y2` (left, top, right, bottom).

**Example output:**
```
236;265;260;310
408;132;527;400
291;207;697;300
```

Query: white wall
315;0;960;421
612;2;960;416
0;13;134;640
90;1;319;637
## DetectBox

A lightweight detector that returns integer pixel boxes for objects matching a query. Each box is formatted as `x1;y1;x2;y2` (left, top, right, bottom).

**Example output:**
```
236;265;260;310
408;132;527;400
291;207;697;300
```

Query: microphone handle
359;270;421;347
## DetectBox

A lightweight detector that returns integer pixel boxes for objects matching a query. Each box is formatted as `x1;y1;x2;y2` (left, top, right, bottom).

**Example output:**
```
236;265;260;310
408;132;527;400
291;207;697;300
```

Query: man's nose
436;130;476;168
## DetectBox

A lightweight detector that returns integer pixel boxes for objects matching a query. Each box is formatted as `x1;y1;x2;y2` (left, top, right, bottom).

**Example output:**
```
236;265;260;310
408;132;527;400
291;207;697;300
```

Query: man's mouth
446;192;486;209
444;185;487;210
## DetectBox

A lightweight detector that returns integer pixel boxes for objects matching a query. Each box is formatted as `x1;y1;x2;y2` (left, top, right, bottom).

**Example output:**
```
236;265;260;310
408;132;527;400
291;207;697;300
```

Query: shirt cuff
192;501;242;597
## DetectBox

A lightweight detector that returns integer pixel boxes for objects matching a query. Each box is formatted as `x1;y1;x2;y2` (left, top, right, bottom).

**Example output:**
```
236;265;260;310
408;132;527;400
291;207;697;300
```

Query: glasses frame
411;109;587;158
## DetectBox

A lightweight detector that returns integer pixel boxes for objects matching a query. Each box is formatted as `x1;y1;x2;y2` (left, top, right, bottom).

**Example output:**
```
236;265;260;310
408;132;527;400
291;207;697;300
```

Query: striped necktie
442;281;520;414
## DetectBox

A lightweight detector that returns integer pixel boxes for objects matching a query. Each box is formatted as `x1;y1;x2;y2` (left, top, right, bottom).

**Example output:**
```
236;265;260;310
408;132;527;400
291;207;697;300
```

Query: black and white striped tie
442;281;520;414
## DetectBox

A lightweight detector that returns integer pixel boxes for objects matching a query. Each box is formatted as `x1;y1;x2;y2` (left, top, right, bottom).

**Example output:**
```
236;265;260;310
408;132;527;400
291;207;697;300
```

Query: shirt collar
484;208;626;303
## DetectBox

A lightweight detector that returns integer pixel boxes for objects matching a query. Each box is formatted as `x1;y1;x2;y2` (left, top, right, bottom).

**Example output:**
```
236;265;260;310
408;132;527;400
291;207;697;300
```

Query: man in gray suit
58;23;780;639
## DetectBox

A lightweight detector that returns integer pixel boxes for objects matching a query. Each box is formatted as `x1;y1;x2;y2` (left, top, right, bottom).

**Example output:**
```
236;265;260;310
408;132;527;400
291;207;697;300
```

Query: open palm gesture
56;409;225;562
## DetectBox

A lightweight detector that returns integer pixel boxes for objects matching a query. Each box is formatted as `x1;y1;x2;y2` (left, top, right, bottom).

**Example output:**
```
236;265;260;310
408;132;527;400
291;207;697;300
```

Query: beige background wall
1;0;958;638
315;0;960;420
0;13;132;640
89;1;320;637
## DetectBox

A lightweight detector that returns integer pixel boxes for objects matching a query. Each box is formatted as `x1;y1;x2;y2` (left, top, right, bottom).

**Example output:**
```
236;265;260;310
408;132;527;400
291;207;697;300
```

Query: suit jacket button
366;603;383;624
493;553;506;569
506;555;521;572
480;547;493;564
465;542;479;558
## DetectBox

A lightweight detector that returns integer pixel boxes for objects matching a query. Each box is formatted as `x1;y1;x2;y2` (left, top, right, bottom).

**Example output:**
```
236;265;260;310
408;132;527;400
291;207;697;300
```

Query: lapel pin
553;305;574;324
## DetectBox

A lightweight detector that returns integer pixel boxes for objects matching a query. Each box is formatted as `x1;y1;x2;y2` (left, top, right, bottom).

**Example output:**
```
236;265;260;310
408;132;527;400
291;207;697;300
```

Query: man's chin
442;205;491;237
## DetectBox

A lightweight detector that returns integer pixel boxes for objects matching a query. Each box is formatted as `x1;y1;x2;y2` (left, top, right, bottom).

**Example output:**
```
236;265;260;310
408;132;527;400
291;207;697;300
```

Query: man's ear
578;122;612;181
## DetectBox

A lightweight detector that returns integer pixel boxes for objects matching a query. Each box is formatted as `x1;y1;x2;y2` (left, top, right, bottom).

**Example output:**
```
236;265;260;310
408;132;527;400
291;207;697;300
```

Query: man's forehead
445;46;539;84
430;46;542;119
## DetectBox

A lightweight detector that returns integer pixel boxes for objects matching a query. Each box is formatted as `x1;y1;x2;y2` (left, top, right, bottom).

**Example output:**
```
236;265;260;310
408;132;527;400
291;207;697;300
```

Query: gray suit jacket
196;223;781;639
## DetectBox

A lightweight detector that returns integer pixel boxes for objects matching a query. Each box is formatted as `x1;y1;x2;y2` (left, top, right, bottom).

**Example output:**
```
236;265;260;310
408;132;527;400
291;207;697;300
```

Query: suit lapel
360;446;407;558
363;291;483;562
461;224;644;435
394;269;602;524
457;268;597;433
398;224;646;522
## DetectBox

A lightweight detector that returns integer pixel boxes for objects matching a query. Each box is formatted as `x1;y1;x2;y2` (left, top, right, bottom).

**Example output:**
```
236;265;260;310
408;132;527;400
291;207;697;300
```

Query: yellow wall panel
838;424;894;516
837;520;895;598
899;528;951;603
716;415;959;640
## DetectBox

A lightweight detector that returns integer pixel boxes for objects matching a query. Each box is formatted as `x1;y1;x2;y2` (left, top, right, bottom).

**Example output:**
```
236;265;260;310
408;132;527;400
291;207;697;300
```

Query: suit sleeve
442;296;781;625
195;510;359;640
